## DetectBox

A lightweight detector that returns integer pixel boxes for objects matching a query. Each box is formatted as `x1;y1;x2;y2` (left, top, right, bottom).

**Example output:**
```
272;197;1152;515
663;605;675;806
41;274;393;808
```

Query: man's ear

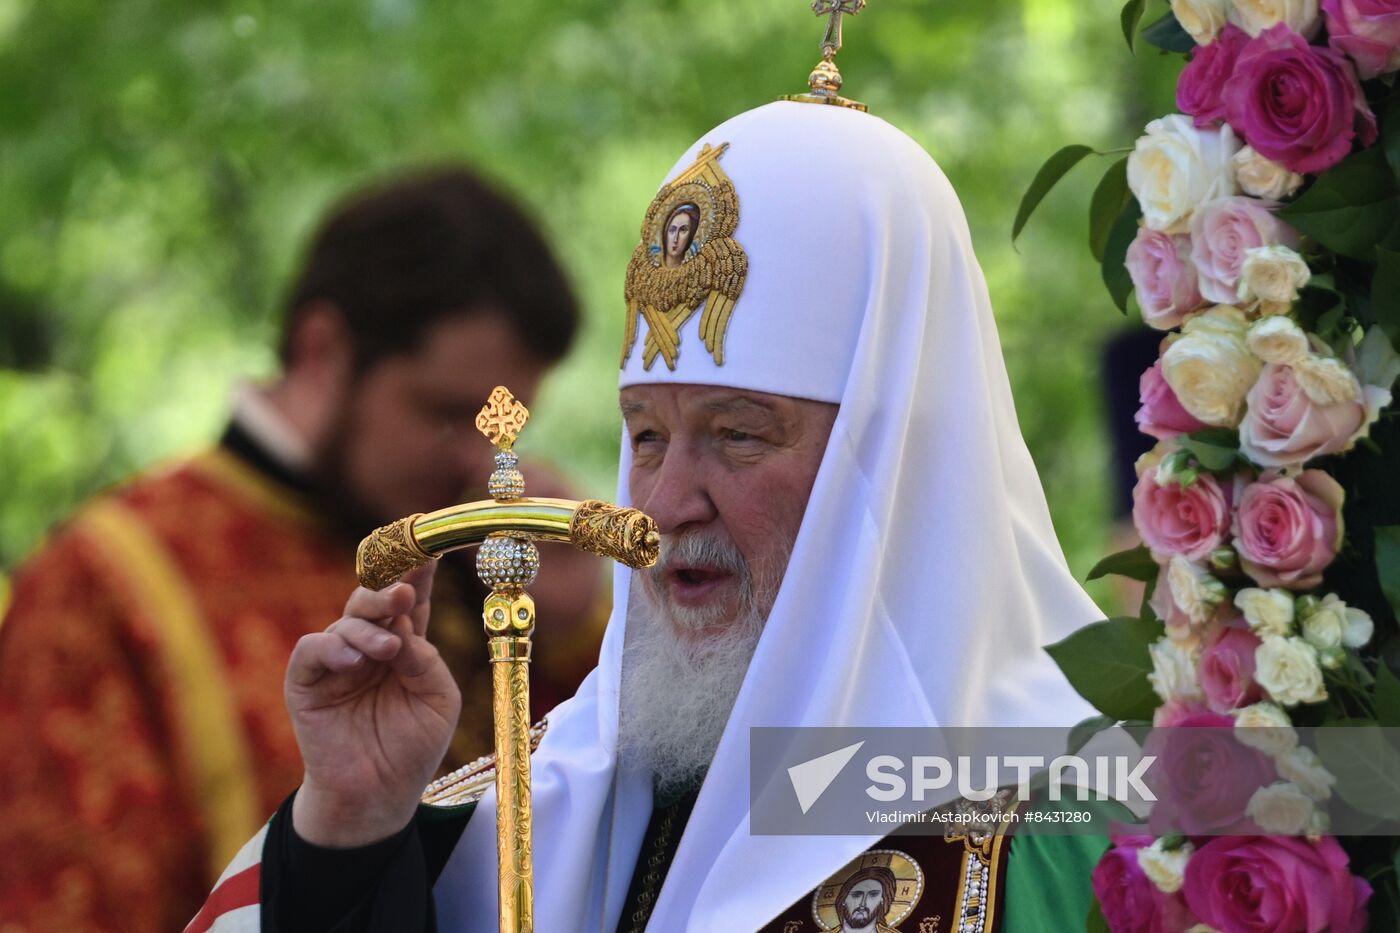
285;301;353;388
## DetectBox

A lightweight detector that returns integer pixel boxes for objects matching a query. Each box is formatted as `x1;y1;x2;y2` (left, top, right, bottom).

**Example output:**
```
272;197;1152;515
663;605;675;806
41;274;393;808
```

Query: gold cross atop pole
781;0;870;113
476;385;530;451
816;0;864;58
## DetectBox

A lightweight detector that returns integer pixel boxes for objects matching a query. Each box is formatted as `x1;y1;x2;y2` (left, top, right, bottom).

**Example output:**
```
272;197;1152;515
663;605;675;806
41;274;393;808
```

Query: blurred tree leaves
0;0;1178;595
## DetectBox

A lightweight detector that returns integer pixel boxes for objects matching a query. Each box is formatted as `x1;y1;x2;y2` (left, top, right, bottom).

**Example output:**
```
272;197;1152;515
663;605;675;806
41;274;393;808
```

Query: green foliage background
0;0;1179;607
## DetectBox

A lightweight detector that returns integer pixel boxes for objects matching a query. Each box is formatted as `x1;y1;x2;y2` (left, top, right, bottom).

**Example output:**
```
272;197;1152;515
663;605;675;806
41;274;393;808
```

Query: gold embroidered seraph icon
621;142;748;371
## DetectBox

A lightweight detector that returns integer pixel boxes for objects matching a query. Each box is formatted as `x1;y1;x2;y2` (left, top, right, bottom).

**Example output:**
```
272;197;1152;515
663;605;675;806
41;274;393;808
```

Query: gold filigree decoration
622;143;748;371
355;514;432;590
475;385;530;451
569;499;660;569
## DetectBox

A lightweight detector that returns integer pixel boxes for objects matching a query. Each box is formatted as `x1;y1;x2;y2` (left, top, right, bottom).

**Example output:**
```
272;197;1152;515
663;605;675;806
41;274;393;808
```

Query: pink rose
1145;712;1276;835
1092;838;1198;933
1199;619;1265;712
1127;229;1207;329
1324;0;1400;79
1154;696;1213;726
1222;24;1379;175
1239;362;1376;469
1183;835;1372;932
1178;25;1250;127
1138;357;1211;440
1133;468;1233;564
1232;469;1344;590
1189;197;1299;305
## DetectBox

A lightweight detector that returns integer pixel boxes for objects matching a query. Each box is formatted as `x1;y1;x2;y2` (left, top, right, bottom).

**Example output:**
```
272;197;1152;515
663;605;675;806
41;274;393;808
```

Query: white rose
1233;702;1299;755
1255;635;1327;707
1306;807;1331;838
1343;606;1374;649
1162;305;1262;426
1299;594;1347;651
1167;555;1226;625
1137;838;1195;894
1150;635;1204;704
1293;355;1362;405
1233;146;1305;200
1229;0;1321;37
1128;116;1240;234
1246;781;1316;834
1246;315;1310;366
1238;246;1310;315
1234;587;1296;636
1172;0;1231;43
1275;745;1335;801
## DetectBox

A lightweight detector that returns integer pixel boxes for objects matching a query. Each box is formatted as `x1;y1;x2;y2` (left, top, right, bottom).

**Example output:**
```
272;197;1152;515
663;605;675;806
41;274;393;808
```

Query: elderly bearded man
188;95;1120;933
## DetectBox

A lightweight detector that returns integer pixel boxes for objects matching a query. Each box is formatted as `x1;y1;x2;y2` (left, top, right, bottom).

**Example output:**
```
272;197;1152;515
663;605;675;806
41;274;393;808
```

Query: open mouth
666;565;734;605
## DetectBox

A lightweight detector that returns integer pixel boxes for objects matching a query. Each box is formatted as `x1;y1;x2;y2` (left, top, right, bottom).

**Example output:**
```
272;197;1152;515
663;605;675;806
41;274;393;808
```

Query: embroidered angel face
663;203;700;267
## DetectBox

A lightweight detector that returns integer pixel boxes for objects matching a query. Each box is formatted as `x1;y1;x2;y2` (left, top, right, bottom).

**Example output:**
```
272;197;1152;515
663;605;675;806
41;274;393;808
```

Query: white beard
616;530;787;796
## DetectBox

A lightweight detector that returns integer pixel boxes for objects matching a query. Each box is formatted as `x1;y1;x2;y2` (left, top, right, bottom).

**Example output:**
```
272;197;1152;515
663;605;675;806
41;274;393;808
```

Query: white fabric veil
435;101;1100;932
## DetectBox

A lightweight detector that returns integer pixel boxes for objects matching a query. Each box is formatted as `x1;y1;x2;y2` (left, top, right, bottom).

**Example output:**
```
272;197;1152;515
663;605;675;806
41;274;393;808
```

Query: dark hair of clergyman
280;166;579;372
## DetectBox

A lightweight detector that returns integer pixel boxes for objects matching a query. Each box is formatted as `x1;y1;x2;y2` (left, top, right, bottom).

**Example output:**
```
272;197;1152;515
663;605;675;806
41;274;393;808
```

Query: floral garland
1019;1;1400;931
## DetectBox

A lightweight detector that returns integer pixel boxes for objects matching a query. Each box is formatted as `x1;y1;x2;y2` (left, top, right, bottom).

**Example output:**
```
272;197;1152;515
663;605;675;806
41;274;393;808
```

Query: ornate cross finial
815;0;865;59
475;386;530;451
780;0;870;113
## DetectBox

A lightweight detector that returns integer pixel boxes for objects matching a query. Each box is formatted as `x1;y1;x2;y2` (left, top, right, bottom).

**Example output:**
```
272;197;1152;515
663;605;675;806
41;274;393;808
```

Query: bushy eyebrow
701;396;780;418
620;400;649;418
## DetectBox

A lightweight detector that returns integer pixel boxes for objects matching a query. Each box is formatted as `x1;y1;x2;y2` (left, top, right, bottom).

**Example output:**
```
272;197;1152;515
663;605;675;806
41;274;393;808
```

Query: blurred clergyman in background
0;167;607;932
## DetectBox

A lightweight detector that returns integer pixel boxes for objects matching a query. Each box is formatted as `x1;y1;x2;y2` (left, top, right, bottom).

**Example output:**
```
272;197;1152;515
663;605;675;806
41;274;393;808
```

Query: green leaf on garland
1086;898;1111;933
1087;544;1158;583
1090;157;1132;262
1069;714;1119;755
1013;144;1095;245
1373;248;1400;348
1316;721;1400;820
1178;427;1242;472
1278;147;1400;260
1377;525;1400;622
1046;617;1162;721
1120;0;1148;52
1376;661;1400;729
1140;11;1196;53
1382;92;1400;179
1102;200;1142;312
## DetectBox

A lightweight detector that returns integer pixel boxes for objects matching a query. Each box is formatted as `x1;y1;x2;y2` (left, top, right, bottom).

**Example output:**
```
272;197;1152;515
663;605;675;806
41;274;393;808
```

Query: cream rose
1167;555;1228;625
1162;305;1262;427
1234;587;1296;636
1128;115;1240;233
1229;0;1322;36
1233;701;1298;755
1173;0;1232;43
1247;315;1310;366
1293;355;1362;405
1246;781;1316;834
1299;595;1346;650
1254;635;1327;706
1300;593;1374;650
1232;145;1306;200
1275;745;1335;800
1138;838;1195;894
1150;635;1205;703
1238;245;1311;314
